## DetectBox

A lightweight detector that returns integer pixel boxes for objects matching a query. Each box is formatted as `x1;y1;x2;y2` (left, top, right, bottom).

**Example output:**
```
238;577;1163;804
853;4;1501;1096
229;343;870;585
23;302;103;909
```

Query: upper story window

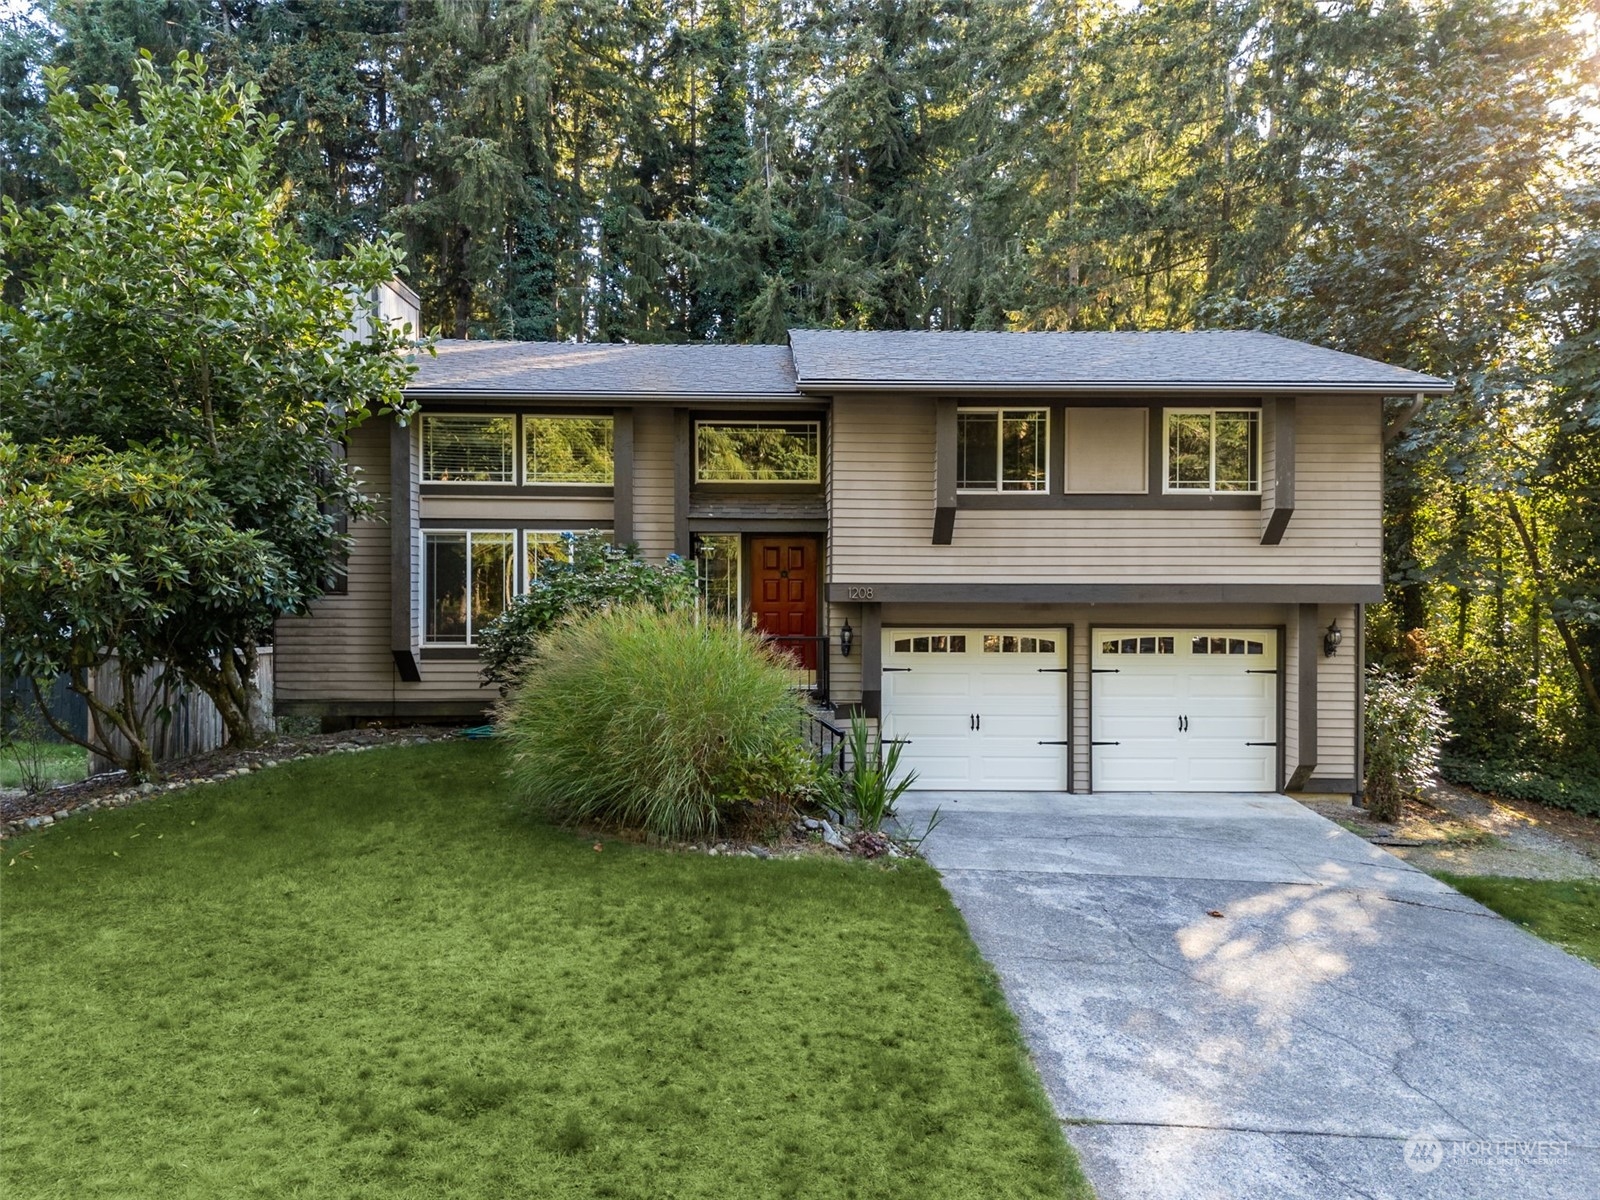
421;415;516;483
696;421;821;484
1164;409;1260;494
957;408;1048;492
526;416;613;485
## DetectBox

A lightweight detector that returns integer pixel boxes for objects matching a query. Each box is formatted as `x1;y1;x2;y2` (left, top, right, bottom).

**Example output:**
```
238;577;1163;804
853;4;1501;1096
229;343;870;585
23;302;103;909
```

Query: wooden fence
88;649;275;776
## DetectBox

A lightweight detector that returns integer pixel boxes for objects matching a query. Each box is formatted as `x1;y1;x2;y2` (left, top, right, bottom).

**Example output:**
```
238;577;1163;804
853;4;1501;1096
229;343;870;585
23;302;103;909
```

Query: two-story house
274;323;1450;799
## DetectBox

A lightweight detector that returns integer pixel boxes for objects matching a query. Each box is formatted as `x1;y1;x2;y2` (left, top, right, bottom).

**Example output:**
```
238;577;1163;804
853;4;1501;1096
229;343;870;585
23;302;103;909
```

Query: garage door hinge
1246;741;1278;747
1091;668;1120;674
1037;667;1070;673
1091;740;1120;746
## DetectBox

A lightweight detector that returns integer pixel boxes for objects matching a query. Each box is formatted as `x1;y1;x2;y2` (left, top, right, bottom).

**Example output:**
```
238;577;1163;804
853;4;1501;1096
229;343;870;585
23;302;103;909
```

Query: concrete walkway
896;791;1600;1199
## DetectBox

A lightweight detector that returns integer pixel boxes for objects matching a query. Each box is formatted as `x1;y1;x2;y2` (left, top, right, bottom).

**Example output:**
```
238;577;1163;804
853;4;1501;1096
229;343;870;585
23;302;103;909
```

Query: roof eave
793;379;1455;396
403;388;809;402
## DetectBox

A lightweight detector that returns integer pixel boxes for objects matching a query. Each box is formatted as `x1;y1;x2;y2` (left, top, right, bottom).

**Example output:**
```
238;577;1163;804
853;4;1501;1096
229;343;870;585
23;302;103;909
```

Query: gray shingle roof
786;329;1452;393
405;331;1452;397
407;340;798;397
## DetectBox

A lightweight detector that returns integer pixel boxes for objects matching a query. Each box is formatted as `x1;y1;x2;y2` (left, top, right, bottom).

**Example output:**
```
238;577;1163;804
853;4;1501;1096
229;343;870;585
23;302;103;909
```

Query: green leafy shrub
499;606;813;839
1363;670;1450;822
814;715;918;833
1439;755;1600;817
477;532;699;693
1419;645;1535;762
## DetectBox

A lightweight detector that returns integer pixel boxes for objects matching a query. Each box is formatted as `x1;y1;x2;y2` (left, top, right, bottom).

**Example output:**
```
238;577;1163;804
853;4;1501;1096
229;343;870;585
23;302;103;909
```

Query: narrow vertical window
693;534;742;623
426;533;469;642
471;532;514;634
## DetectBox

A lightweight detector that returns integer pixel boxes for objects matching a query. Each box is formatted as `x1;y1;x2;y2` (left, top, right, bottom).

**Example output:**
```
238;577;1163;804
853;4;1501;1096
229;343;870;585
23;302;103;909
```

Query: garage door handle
883;667;913;673
1091;668;1119;674
1091;740;1120;746
1037;740;1070;745
1246;668;1278;675
1037;667;1070;673
1246;741;1277;747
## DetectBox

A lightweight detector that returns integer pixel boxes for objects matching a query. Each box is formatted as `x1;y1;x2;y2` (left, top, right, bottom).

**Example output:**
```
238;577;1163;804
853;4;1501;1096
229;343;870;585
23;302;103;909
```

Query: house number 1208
847;587;875;600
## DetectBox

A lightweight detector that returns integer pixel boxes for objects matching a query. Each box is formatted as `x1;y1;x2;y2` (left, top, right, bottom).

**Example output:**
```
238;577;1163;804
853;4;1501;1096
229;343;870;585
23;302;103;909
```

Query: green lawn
1435;873;1600;965
1;739;88;790
1;741;1088;1199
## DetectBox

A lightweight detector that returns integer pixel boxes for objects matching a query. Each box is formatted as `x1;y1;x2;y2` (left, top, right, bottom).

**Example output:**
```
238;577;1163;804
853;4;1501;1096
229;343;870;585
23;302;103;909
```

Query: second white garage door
1092;628;1279;791
881;629;1069;790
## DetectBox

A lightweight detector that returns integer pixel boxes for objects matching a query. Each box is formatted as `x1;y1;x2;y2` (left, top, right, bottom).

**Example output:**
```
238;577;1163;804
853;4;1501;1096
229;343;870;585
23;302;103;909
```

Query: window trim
420;528;516;645
955;406;1051;494
693;419;823;486
1161;407;1262;496
522;414;616;488
691;533;743;624
421;527;613;646
419;413;519;486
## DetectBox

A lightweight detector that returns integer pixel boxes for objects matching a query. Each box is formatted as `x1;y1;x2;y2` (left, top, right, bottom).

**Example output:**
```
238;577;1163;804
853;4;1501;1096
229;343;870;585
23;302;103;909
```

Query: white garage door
1092;629;1278;791
881;629;1069;791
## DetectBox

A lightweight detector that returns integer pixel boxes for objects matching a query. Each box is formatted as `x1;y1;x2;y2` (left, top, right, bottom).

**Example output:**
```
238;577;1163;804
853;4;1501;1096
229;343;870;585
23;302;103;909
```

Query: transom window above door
695;421;821;483
957;408;1048;492
1164;408;1260;493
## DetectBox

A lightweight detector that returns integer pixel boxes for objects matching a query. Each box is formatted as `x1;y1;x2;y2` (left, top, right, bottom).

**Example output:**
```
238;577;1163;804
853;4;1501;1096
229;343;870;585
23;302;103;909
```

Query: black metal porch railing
764;634;830;706
805;711;848;778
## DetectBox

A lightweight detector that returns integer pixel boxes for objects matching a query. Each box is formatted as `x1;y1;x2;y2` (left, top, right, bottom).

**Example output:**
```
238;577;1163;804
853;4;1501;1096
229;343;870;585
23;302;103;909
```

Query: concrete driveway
895;791;1600;1199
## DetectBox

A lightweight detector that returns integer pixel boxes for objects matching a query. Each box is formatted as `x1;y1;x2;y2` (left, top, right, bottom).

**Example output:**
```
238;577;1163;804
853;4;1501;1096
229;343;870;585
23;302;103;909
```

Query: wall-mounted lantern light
1324;619;1342;658
840;619;854;658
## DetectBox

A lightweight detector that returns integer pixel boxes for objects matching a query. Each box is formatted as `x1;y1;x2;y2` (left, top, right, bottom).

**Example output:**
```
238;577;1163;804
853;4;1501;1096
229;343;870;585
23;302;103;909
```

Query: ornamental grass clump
500;606;813;839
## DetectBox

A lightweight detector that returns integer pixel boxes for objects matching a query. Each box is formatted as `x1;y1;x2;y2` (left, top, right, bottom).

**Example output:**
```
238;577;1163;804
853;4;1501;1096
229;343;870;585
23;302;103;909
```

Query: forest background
2;0;1596;805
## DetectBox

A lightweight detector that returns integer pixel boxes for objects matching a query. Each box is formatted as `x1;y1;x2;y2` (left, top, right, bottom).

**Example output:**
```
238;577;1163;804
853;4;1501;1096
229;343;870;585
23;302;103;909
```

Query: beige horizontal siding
275;419;397;703
830;395;1383;586
633;406;676;560
420;496;614;525
1316;603;1359;778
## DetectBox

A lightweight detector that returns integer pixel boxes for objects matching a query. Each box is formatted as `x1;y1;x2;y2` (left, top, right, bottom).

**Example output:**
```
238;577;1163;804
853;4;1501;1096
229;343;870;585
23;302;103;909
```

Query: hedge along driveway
0;741;1088;1200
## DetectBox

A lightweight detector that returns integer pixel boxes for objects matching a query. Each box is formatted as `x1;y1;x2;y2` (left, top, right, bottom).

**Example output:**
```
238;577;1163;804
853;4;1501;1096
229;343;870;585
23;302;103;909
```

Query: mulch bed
1;725;462;838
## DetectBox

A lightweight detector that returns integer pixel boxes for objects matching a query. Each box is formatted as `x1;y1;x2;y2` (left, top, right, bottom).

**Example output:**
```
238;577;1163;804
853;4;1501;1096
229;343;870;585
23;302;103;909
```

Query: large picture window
957;408;1048;492
421;415;516;483
525;416;614;484
1164;409;1260;493
696;421;820;483
426;529;616;644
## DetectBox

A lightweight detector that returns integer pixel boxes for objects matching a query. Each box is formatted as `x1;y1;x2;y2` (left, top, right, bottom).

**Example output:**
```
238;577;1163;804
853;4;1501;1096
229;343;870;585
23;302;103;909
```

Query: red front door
749;537;819;669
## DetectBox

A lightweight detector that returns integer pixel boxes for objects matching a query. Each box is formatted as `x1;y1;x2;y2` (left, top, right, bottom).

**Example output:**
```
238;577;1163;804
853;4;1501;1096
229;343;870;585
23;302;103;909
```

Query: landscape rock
819;821;846;850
